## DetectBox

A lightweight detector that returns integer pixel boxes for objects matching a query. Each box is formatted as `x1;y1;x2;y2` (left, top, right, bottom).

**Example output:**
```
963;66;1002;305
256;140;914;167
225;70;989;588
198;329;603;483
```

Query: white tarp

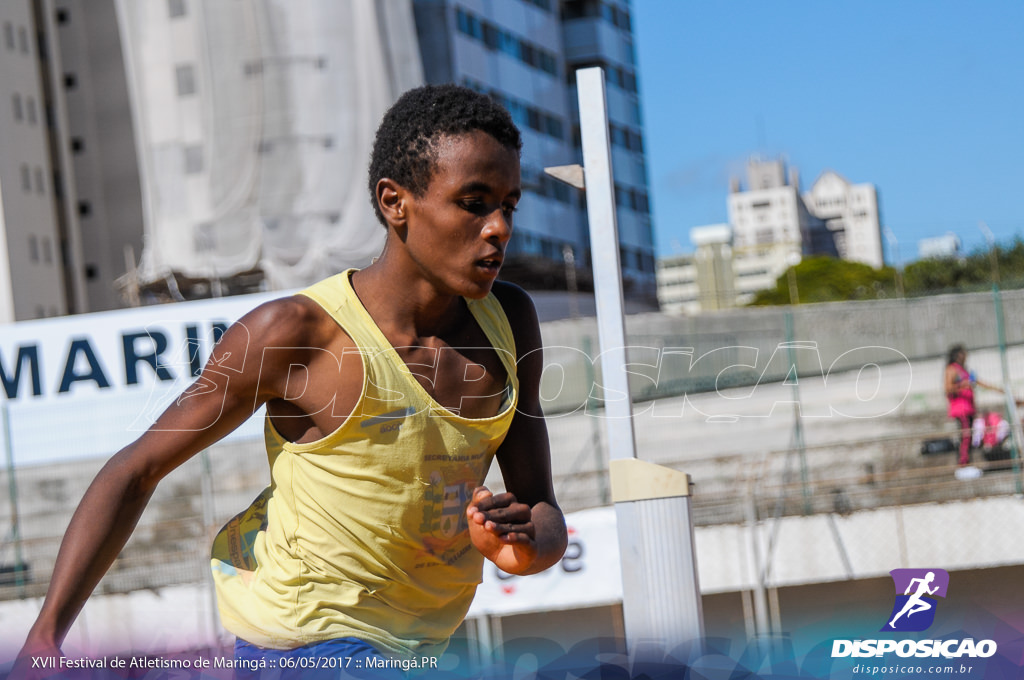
114;0;424;289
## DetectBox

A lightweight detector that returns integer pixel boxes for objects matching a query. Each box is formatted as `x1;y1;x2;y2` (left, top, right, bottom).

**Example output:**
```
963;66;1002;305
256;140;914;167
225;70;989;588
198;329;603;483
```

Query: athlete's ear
377;179;408;230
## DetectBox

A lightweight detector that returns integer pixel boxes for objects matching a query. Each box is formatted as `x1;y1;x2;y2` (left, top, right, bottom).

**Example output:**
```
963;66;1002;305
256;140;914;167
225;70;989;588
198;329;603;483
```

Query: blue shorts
233;637;407;680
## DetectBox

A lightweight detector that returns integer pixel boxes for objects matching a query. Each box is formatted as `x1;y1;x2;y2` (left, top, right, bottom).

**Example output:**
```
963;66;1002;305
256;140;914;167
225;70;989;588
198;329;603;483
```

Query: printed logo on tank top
416;457;489;568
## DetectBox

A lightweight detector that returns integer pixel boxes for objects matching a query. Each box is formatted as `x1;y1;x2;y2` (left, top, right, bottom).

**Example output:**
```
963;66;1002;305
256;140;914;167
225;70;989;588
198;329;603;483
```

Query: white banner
0;291;290;466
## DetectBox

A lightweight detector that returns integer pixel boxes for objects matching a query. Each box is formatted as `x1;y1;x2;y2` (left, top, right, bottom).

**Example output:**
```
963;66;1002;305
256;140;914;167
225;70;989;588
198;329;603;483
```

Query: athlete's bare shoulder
489;280;536;322
234;293;352;351
489;281;541;355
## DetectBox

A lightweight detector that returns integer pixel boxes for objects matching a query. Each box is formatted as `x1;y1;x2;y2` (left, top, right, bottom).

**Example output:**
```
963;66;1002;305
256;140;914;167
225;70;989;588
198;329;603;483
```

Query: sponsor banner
0;290;287;466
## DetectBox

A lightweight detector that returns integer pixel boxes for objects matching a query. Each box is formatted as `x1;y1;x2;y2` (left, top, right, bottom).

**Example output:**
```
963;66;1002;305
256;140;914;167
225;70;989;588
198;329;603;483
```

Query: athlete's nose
481;208;512;245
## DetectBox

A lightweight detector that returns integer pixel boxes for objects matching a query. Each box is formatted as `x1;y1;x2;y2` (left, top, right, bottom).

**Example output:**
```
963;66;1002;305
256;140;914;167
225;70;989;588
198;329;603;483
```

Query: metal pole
2;402;27;596
574;66;704;656
992;285;1023;494
198;449;221;643
784;312;811;514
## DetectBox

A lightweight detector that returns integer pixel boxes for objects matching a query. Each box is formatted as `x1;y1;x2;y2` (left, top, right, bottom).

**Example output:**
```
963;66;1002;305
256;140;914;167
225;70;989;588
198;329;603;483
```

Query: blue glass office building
413;0;656;300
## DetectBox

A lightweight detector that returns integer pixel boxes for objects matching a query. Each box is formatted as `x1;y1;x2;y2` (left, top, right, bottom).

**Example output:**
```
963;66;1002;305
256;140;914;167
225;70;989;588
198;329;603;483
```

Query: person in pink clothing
944;344;1001;472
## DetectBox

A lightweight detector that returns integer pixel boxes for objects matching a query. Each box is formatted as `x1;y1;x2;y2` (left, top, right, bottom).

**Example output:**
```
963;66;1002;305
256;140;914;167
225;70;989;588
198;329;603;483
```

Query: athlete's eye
460;198;488;216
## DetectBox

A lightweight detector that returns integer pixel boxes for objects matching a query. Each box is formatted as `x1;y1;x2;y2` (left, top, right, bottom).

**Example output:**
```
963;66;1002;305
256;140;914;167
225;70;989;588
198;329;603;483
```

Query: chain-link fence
1;286;1022;624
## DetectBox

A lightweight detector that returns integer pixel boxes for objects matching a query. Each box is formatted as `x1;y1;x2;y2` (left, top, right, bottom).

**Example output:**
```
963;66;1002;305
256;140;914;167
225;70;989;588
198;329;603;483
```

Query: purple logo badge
881;568;949;632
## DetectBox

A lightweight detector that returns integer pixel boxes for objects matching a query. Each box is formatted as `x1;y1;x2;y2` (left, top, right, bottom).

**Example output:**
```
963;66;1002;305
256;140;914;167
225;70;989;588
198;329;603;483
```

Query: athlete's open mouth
476;256;503;272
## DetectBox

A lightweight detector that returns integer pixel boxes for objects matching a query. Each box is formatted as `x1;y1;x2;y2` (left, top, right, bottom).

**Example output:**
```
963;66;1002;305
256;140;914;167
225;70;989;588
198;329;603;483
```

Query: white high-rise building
658;158;885;312
727;159;820;304
803;170;883;268
0;1;70;321
655;254;698;314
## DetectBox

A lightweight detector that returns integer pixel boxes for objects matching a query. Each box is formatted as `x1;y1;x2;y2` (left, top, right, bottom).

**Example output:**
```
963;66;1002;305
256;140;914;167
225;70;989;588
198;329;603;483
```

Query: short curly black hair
368;84;522;226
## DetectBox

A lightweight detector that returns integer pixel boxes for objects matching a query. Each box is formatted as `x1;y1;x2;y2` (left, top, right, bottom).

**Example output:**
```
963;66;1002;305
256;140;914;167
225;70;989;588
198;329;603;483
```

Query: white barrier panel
0;290;289;466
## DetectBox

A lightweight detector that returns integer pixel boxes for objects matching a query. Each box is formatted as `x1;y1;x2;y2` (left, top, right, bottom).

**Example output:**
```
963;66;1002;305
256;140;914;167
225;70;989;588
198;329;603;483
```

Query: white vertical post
576;68;637;460
574;67;704;658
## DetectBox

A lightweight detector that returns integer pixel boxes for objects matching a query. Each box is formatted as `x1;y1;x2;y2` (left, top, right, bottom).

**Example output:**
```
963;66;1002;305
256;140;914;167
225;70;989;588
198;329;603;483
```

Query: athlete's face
399;131;521;299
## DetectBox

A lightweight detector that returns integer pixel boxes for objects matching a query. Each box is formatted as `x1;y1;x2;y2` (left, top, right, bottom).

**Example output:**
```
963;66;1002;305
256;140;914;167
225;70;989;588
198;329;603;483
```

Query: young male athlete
18;84;567;674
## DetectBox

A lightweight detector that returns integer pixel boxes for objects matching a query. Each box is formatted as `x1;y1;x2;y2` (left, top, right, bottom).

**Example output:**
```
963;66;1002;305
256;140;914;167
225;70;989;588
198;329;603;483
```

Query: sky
631;0;1024;264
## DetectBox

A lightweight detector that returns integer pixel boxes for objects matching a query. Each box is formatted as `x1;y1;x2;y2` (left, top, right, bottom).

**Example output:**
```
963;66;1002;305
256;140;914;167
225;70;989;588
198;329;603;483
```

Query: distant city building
918;233;962;260
690;224;735;312
413;0;656;299
655;253;698;314
803;170;884;268
0;1;72;321
728;159;819;304
658;157;884;312
0;0;655;322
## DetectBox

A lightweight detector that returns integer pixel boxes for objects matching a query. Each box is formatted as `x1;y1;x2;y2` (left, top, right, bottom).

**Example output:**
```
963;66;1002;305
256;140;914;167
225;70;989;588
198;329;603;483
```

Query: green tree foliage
903;237;1024;294
747;237;1024;306
748;255;900;306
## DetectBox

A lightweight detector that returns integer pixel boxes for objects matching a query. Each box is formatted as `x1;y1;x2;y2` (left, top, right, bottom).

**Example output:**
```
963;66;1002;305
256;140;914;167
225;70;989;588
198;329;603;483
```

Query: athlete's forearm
24;449;157;649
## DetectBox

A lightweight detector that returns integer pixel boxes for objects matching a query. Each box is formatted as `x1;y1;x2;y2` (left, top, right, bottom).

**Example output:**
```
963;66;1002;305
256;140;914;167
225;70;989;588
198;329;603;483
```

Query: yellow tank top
210;270;519;656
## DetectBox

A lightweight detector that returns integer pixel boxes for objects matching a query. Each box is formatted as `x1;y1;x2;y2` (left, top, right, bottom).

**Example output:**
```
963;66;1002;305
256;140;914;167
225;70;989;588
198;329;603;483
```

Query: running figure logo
882;568;950;632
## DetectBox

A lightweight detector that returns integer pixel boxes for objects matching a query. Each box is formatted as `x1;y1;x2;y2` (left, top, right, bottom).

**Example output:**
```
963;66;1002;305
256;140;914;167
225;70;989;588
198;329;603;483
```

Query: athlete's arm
944;365;961;396
18;297;322;660
466;283;567;576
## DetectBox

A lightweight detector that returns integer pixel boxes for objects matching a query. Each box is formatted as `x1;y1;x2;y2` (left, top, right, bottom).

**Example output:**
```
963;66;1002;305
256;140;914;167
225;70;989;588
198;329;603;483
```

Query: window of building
71;137;84;153
28;235;39;262
42;237;52;264
26;97;37;124
635;191;650;214
607;3;632;31
456;8;482;39
20;164;31;192
12;93;23;121
561;0;602;20
168;0;187;18
614;184;628;208
18;26;29;54
481;22;499;49
55;8;70;24
85;264;98;279
488;90;564;141
63;73;77;90
34;167;44;194
456;8;557;76
3;23;14;50
175;64;196;96
78;200;91;217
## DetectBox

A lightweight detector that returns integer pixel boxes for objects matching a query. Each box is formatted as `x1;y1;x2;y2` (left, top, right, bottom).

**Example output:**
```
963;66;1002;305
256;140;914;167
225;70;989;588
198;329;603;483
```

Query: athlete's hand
12;638;63;680
466;486;538;575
